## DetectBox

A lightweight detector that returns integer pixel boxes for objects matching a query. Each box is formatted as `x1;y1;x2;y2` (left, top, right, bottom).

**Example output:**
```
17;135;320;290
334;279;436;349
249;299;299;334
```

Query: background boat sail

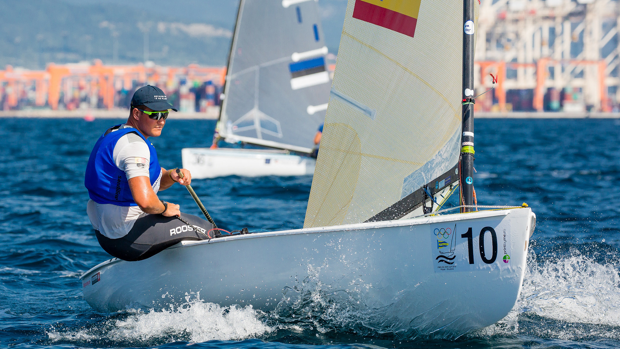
182;0;331;178
81;0;535;338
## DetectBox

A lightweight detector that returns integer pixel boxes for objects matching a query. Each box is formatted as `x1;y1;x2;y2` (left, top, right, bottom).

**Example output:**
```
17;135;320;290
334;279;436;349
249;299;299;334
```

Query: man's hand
160;167;192;191
161;202;181;217
171;168;192;186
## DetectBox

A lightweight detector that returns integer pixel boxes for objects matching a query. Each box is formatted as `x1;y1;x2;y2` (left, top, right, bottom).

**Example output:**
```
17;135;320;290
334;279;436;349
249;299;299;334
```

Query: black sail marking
365;164;458;222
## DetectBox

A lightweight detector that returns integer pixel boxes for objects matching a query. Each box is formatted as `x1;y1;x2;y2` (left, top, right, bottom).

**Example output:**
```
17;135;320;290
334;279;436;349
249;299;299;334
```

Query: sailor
85;85;212;261
310;123;323;158
209;121;221;149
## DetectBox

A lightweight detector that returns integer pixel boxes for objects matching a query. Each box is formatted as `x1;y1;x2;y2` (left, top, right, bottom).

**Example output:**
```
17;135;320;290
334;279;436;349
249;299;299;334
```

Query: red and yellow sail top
352;0;422;37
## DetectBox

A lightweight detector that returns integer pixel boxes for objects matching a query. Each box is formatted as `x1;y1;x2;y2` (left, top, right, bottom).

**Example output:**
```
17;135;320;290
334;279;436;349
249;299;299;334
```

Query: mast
216;0;243;125
461;0;475;212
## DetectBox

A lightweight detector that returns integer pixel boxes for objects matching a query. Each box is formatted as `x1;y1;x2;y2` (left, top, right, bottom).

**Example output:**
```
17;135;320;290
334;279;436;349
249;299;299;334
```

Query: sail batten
305;0;477;228
218;0;330;152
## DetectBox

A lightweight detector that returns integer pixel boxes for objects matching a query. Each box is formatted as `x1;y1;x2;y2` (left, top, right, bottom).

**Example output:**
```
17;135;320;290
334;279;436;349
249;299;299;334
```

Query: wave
476;249;620;341
46;300;272;346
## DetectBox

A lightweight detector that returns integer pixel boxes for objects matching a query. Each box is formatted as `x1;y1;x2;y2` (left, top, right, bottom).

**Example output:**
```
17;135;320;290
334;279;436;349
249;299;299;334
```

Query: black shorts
95;213;213;261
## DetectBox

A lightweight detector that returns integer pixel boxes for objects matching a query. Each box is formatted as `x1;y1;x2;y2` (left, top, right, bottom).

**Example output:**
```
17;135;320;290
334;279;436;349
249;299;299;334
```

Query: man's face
136;106;167;138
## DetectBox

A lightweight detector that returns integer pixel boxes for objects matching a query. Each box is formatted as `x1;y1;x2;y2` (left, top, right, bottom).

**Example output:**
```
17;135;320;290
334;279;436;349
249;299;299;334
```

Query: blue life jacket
85;125;161;206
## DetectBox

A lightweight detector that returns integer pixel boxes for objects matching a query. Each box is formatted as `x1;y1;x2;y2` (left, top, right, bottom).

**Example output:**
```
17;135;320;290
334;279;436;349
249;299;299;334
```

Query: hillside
0;0;347;69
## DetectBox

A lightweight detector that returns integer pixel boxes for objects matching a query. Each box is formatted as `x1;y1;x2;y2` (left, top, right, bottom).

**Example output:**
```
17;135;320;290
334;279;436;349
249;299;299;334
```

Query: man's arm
113;133;181;216
128;176;180;216
314;131;322;145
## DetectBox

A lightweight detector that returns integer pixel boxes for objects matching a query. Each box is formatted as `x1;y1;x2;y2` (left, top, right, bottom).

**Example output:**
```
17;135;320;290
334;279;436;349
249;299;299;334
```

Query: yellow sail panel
305;0;474;228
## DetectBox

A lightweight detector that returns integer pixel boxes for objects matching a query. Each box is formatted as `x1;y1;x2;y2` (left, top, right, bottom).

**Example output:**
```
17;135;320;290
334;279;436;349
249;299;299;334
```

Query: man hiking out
85;85;212;261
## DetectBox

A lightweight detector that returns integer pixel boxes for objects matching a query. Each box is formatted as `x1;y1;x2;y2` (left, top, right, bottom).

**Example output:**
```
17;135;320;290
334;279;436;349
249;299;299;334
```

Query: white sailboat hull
182;148;315;178
81;208;535;336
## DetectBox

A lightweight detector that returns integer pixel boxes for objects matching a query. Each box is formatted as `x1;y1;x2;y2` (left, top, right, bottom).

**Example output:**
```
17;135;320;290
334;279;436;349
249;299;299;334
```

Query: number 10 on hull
432;218;513;273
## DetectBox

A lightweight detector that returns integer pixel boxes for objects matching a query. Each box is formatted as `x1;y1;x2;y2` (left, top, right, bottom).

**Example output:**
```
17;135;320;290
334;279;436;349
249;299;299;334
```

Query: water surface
0;118;618;348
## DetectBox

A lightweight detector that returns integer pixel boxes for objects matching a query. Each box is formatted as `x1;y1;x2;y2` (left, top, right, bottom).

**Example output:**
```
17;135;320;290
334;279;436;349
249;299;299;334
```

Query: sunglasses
137;109;169;121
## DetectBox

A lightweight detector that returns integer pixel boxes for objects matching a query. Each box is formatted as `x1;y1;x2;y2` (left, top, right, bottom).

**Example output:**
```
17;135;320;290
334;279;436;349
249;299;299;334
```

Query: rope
471;73;498;100
473;89;492;99
459;158;464;206
473;187;478;211
176;214;212;240
434;183;459;212
175;216;249;240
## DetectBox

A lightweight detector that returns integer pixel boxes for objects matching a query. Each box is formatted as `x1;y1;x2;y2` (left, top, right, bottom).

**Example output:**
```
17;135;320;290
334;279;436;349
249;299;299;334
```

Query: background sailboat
81;0;536;337
182;0;331;178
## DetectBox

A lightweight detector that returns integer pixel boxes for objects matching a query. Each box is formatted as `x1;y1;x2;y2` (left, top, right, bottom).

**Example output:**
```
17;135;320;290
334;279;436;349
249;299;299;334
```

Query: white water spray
479;250;620;340
48;300;272;345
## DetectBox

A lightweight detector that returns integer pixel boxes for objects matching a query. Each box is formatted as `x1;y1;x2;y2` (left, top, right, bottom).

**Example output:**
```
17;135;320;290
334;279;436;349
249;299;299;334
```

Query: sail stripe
365;165;458;222
352;0;420;37
307;103;328;115
282;0;314;8
291;66;325;78
291;47;329;62
291;72;330;90
360;0;422;17
289;57;325;73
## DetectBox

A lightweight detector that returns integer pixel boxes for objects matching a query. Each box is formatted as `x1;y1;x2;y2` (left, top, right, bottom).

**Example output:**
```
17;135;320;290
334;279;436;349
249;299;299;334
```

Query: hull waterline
81;208;535;336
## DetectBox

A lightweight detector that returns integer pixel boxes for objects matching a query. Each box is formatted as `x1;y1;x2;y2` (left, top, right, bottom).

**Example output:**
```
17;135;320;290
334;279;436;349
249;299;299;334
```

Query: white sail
218;0;331;154
305;0;479;228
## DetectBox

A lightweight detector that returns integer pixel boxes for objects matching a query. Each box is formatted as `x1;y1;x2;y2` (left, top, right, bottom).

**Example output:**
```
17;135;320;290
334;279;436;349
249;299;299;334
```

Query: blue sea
1;117;619;348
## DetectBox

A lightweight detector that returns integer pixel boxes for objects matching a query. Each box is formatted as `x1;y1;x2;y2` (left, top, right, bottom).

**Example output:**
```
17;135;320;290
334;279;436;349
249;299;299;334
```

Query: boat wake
46;301;272;347
267;248;620;342
476;248;620;341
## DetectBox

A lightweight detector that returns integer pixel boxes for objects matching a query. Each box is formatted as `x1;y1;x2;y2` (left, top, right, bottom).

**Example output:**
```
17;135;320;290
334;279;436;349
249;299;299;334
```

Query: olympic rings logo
434;227;452;239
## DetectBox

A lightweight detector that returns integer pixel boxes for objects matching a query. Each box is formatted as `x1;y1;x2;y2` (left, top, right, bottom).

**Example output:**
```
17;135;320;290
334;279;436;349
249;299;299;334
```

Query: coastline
0;109;619;119
0;107;220;120
477;111;620;118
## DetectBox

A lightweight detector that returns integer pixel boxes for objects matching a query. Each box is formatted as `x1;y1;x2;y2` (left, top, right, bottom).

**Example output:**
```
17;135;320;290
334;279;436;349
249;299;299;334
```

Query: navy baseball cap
130;85;178;111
